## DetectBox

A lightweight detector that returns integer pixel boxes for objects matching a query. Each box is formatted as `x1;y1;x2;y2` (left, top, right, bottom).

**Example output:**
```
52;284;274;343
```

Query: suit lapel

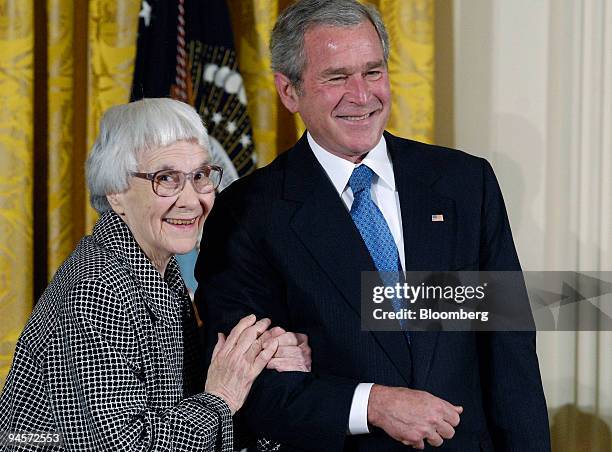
387;132;457;388
285;135;413;384
388;135;456;273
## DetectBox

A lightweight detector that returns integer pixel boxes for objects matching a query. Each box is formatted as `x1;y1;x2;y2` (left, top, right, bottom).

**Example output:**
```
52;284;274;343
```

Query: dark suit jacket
195;132;550;451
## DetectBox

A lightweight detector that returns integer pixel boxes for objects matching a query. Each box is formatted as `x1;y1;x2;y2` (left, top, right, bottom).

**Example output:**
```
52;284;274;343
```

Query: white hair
86;98;209;213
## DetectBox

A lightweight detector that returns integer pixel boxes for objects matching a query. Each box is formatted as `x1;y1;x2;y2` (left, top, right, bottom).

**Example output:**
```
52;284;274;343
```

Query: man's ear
274;72;300;114
106;193;125;215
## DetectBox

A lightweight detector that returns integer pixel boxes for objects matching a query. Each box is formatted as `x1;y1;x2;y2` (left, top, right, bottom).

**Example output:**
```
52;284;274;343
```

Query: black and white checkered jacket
0;211;233;451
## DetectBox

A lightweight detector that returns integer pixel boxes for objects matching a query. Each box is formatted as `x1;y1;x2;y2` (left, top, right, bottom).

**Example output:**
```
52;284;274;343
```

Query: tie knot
348;164;374;194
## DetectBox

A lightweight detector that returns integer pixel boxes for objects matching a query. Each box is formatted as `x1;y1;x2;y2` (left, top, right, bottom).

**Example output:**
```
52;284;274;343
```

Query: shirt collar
307;132;395;194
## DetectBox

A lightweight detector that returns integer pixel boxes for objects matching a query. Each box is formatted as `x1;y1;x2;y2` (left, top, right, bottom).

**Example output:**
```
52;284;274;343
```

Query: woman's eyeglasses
131;165;223;197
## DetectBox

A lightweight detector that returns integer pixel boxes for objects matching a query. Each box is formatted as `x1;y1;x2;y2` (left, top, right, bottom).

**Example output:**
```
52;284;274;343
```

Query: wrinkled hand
205;315;278;414
367;385;462;449
259;327;311;372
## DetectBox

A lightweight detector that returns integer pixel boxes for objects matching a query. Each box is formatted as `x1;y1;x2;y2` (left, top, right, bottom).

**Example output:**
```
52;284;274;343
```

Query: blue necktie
349;165;409;337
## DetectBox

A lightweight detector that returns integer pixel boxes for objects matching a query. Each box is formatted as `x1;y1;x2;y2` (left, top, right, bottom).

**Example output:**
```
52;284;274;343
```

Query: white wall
452;0;612;432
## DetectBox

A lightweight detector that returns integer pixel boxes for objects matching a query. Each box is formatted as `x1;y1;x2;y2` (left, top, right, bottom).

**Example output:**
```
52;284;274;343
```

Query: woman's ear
106;193;125;215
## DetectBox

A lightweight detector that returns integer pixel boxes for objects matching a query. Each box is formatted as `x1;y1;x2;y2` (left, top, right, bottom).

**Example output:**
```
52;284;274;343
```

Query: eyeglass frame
130;164;223;197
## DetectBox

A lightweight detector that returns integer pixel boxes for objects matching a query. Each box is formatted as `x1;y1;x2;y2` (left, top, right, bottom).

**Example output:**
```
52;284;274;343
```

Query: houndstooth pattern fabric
0;211;233;451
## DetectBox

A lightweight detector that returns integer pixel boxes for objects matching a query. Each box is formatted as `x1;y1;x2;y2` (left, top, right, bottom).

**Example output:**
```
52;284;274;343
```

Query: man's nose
346;76;369;104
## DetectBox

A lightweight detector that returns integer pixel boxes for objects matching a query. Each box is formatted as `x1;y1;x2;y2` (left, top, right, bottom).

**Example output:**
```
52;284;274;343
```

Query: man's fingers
425;430;444;447
272;345;306;359
442;405;462;427
368;387;461;449
259;327;285;346
272;332;300;347
435;422;455;440
411;439;425;450
442;400;463;414
266;357;308;372
266;357;285;370
437;398;462;426
269;326;286;338
224;314;257;350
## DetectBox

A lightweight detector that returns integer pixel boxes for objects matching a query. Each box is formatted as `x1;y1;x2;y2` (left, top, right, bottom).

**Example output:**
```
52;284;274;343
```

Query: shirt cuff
347;383;374;435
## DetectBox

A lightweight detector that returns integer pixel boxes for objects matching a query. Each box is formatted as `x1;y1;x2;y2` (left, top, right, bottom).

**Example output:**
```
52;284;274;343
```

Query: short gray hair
270;0;389;87
86;98;209;213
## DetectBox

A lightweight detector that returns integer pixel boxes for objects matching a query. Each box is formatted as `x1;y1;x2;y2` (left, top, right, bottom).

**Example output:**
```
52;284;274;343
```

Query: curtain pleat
373;0;435;143
47;0;76;278
0;0;34;385
85;0;140;233
47;0;139;277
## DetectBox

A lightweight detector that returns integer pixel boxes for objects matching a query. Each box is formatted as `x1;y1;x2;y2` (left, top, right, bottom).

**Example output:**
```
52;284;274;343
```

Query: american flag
432;214;444;222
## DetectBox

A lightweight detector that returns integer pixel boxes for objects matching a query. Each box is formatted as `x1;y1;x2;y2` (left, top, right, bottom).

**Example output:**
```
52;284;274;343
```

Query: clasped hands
368;384;463;449
204;315;461;449
205;315;311;414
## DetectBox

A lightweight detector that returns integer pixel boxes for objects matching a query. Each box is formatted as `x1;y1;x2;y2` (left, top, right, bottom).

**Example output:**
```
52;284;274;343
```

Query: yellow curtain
229;0;435;166
0;0;138;387
373;0;434;142
0;0;34;385
0;0;434;386
47;0;140;277
47;0;78;277
85;0;141;233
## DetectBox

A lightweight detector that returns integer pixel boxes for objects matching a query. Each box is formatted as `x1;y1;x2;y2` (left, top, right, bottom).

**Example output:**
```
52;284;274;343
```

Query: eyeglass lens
153;167;221;196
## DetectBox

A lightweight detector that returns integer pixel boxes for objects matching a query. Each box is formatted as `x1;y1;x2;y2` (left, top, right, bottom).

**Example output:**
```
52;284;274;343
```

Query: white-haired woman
0;98;310;451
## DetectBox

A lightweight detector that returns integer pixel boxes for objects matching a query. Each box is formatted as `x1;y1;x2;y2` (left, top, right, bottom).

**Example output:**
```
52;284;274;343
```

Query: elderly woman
0;98;310;451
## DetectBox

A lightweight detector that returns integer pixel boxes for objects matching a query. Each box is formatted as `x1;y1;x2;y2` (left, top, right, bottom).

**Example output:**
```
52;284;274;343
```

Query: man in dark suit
195;0;551;450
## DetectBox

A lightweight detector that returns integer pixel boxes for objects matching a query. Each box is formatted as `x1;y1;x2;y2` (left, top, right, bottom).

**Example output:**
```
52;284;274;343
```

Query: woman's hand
260;327;312;372
205;315;278;414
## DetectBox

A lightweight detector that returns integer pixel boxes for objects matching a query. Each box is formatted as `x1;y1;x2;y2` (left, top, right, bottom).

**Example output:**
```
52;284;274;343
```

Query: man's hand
367;385;463;449
259;327;312;372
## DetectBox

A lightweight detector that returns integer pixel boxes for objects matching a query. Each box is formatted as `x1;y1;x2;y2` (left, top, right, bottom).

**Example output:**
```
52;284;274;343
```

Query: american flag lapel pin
431;214;444;222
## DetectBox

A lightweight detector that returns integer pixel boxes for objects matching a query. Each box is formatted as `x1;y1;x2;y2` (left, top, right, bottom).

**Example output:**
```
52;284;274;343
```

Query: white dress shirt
307;132;406;435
